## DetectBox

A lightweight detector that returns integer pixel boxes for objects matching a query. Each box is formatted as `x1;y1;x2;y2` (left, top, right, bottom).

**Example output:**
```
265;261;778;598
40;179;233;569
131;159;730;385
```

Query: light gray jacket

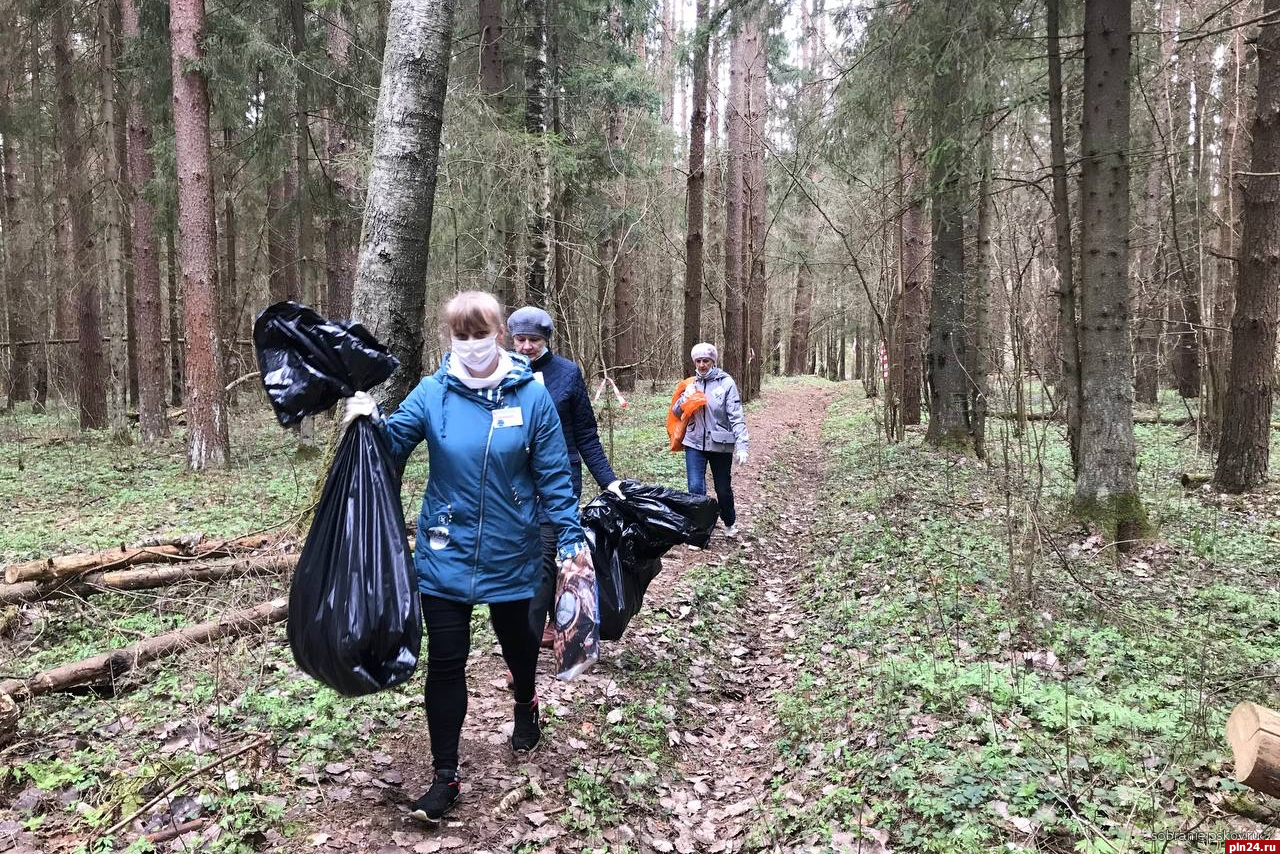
672;368;749;455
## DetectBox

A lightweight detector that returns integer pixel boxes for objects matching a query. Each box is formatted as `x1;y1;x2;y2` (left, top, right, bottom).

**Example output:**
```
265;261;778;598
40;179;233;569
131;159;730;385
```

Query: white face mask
452;335;499;372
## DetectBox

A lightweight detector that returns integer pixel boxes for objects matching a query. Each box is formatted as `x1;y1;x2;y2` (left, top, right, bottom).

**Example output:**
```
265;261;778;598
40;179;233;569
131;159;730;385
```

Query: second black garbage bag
582;480;720;641
253;301;421;696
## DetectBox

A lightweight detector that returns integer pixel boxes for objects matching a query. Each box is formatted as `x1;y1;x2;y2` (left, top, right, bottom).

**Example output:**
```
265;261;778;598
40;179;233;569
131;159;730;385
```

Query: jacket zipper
470;402;498;601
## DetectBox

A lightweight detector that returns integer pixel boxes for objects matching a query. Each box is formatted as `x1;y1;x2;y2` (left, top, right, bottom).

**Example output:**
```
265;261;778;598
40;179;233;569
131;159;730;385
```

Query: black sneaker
511;697;541;752
409;769;460;825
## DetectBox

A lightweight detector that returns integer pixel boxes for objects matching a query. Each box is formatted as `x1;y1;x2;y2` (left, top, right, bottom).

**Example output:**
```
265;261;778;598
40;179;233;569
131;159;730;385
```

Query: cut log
1227;701;1280;798
0;554;296;606
0;598;287;702
4;532;281;585
1179;472;1212;488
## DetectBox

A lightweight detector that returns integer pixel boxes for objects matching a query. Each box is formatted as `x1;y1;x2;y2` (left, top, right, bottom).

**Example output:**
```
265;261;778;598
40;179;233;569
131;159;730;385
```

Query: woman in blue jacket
344;291;591;825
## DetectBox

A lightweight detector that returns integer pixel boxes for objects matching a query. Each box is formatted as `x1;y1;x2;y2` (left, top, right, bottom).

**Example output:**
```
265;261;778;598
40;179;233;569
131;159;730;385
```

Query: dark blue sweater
530;349;617;514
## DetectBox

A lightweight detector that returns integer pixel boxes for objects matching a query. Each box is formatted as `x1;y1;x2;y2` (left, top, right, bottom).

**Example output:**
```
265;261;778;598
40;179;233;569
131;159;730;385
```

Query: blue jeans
685;447;735;526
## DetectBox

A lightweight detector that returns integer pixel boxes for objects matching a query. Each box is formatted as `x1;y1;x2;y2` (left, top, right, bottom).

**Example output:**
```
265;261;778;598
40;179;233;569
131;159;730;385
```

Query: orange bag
666;378;707;452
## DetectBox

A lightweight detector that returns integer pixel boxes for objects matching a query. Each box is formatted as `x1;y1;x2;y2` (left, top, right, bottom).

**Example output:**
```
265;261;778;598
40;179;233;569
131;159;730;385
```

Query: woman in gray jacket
671;343;750;536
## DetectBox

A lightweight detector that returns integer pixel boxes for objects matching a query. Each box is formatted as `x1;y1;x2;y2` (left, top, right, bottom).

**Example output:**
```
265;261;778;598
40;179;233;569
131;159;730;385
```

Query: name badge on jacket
492;406;524;428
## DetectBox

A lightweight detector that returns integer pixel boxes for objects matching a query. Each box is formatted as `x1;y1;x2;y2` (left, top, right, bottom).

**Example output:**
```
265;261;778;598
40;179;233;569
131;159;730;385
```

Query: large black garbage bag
252;301;419;695
582;480;719;641
289;419;421;695
254;301;398;426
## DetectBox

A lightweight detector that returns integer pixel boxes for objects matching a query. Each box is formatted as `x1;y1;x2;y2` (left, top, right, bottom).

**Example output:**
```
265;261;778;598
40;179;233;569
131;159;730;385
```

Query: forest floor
1;378;1279;853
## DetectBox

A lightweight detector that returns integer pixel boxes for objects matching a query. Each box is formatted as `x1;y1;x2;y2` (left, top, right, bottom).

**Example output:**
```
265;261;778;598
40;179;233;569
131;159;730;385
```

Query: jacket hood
695;366;727;382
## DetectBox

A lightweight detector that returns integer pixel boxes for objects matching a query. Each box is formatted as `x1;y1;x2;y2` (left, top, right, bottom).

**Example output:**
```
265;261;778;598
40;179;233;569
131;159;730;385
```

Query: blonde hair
441;291;504;338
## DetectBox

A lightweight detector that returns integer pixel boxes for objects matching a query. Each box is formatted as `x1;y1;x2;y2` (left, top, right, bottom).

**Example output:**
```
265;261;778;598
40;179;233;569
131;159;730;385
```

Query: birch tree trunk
525;0;551;306
1074;0;1146;539
1215;0;1280;493
122;0;169;440
351;0;458;410
55;0;107;429
171;0;230;469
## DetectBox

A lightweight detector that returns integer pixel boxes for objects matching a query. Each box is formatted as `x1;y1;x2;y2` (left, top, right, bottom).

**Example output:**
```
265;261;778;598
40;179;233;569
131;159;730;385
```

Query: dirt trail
304;381;838;853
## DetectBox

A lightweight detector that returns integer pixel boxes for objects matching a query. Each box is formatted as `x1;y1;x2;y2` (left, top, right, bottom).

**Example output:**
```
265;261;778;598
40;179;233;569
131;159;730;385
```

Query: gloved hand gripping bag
583;480;719;641
252;301;419;696
288;419;421;695
254;300;399;426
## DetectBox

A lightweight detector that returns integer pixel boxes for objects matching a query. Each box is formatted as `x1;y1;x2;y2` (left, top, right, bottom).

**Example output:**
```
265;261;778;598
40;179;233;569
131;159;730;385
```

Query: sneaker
409;769;460;825
723;524;739;538
540;625;555;649
511;697;541;752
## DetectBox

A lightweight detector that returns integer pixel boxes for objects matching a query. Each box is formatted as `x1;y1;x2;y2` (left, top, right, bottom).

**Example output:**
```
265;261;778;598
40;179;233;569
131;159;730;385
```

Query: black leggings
421;594;539;772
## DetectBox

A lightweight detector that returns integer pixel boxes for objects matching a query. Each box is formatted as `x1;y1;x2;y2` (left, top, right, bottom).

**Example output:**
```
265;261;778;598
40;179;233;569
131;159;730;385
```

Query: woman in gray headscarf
670;342;750;536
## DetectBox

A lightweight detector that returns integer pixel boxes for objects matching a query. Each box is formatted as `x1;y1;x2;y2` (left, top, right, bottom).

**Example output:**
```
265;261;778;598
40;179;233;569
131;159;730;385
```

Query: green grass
767;390;1280;853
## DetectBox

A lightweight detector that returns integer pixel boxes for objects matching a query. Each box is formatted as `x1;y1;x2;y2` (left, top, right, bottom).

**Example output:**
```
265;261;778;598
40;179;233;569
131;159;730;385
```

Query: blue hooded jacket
382;352;586;604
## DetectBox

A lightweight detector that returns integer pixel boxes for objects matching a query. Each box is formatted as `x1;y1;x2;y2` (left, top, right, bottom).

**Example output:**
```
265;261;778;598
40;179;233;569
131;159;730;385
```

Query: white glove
606;480;626;500
341;391;378;431
560;545;594;576
734;448;748;465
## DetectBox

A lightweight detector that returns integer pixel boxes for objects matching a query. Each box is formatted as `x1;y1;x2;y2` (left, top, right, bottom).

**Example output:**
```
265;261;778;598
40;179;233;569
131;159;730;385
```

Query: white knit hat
691;342;718;362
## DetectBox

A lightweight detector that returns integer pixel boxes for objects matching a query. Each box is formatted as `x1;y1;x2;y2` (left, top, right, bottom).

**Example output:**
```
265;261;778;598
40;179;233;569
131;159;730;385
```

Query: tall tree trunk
970;126;993;459
683;0;710;367
1048;0;1081;468
1074;0;1146;539
1215;0;1280;493
166;223;182;406
55;0;107;429
743;11;766;400
722;21;746;384
351;0;458;409
267;175;293;303
29;24;49;413
323;5;356;319
479;0;504;97
890;94;926;427
122;0;169;440
100;0;130;428
924;39;974;450
221;125;238;373
607;4;636;391
525;0;551;305
1207;10;1250;449
290;0;314;308
171;0;230;468
1;7;32;407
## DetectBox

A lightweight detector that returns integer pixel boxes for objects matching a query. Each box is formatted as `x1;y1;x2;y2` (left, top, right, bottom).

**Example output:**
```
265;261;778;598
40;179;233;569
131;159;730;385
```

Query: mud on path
301;381;841;853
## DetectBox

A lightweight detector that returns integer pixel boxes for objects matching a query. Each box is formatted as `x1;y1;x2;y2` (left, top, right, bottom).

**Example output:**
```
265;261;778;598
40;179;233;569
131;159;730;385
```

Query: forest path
305;379;842;853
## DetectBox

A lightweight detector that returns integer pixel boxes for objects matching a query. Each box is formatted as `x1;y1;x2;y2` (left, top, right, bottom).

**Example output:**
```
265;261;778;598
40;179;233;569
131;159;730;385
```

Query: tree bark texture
1048;0;1081;466
1074;0;1146;538
55;0;107;429
122;0;170;440
743;12;766;401
351;0;458;410
166;223;183;406
525;0;551;306
924;46;975;450
479;0;504;99
100;0;129;426
323;6;357;320
171;0;230;469
1215;0;1280;493
683;0;710;367
1;12;32;406
722;22;746;385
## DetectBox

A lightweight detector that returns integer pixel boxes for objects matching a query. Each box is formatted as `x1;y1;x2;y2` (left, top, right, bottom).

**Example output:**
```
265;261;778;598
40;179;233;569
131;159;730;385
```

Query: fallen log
1180;472;1212;488
1227;701;1280;798
0;554;297;606
5;532;281;585
0;598;287;702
